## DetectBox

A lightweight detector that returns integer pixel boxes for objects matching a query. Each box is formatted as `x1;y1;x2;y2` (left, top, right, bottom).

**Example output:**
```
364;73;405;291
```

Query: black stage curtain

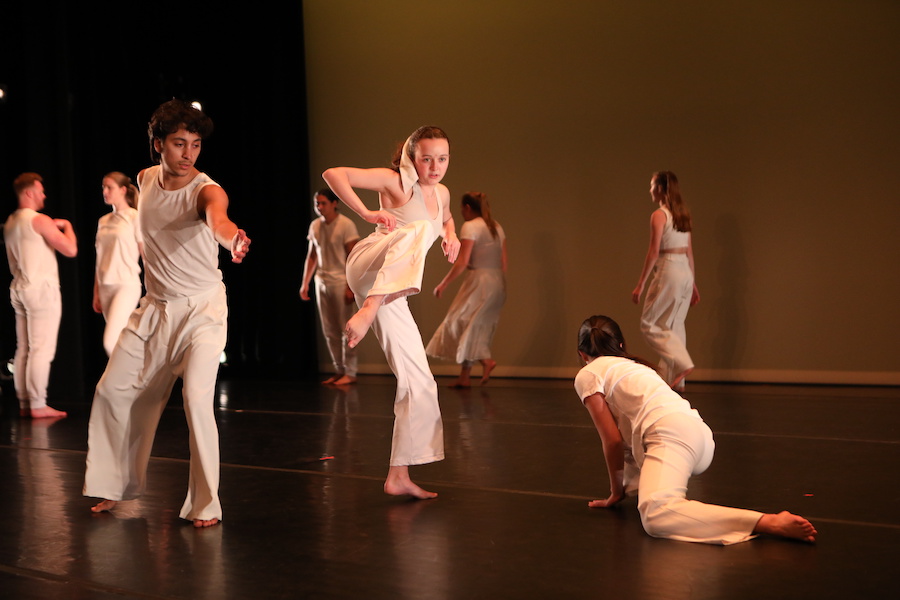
0;2;319;402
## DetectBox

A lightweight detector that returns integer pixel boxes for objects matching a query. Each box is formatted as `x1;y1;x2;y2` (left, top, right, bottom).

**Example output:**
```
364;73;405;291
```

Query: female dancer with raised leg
322;126;460;499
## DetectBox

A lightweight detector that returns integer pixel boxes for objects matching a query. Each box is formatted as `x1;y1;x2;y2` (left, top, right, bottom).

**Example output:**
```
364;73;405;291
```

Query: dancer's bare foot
19;407;30;418
91;499;118;513
384;466;438;500
345;296;383;348
30;406;68;419
670;367;693;391
193;518;220;528
480;359;497;385
449;377;470;389
321;374;341;384
332;374;357;385
754;511;817;543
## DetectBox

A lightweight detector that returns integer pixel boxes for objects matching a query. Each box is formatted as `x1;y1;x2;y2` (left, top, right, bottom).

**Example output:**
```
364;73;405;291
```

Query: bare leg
479;359;497;385
754;511;817;543
30;406;68;419
91;499;118;513
450;363;472;388
384;465;438;500
193;518;221;528
345;295;384;349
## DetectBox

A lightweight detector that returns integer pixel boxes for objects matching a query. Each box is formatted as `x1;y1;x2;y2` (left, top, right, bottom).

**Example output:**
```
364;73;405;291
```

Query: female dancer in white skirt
575;314;817;545
426;192;507;387
92;172;142;356
322;126;460;499
631;171;699;389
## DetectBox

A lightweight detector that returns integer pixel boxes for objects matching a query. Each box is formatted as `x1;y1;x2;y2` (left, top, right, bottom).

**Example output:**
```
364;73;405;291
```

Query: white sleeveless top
4;208;59;290
137;166;222;299
659;206;690;250
377;183;443;242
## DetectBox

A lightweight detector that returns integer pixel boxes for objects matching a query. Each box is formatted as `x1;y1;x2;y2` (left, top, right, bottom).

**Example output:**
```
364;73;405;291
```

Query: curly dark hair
147;99;214;163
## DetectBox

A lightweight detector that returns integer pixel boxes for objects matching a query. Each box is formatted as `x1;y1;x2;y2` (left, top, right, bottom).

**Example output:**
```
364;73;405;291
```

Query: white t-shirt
574;355;702;468
460;217;505;270
307;213;359;286
95;207;141;286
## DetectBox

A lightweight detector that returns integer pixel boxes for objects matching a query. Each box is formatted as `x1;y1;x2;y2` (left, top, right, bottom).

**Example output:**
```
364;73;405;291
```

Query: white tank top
3;208;59;290
377;183;443;242
659;206;690;250
137;166;223;299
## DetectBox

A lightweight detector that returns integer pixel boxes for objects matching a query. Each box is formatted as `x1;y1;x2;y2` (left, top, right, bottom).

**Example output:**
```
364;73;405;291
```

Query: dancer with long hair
632;171;699;389
427;191;507;387
93;172;143;356
322;125;460;499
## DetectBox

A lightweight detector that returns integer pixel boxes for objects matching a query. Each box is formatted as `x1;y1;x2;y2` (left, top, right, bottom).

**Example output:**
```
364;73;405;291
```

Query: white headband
399;136;418;194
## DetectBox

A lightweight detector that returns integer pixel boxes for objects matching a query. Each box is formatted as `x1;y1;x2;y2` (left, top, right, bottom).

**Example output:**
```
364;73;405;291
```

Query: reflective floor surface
1;375;898;599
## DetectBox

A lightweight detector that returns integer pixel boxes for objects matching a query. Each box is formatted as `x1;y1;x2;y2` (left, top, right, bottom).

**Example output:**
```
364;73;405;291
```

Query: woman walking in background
632;171;698;390
427;191;507;387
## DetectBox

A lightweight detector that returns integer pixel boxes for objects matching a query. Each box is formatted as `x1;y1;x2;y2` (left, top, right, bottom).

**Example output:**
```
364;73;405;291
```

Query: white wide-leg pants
98;283;143;356
10;284;61;411
314;278;357;377
346;222;444;466
637;412;762;545
640;254;694;385
83;284;227;522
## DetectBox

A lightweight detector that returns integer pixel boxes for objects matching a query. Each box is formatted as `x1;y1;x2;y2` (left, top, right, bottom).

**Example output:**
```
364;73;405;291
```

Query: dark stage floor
1;375;898;599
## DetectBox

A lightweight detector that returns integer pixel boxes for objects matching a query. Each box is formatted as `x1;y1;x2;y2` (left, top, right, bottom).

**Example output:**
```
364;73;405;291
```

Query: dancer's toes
30;406;67;419
333;375;357;385
91;499;118;513
757;511;817;543
321;375;341;385
193;518;221;528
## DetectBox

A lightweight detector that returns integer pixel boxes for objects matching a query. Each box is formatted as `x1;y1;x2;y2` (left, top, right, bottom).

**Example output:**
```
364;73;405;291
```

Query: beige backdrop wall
302;0;900;385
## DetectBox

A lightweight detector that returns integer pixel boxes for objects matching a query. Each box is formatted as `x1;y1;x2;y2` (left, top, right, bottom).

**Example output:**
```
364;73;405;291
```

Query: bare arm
631;209;665;304
322;167;400;231
299;241;318;301
688;235;700;305
583;393;626;508
433;239;473;298
33;214;77;257
198;185;250;263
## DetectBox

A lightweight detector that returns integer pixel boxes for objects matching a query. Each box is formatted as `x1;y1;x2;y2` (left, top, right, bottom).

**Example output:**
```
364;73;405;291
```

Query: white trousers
98;283;143;356
83;284;227;521
10;284;61;410
346;222;444;466
314;278;357;377
640;254;694;385
637;412;762;545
